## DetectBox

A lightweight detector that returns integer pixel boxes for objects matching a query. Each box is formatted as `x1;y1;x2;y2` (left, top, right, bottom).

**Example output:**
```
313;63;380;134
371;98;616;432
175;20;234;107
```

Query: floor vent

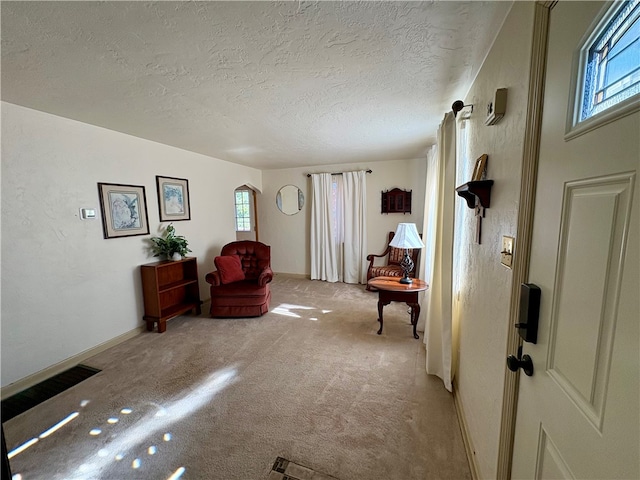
1;365;101;422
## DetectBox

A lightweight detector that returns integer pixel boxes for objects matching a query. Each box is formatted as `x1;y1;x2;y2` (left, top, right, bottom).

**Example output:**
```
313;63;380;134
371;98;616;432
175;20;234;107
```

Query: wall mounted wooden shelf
381;188;412;214
455;180;494;209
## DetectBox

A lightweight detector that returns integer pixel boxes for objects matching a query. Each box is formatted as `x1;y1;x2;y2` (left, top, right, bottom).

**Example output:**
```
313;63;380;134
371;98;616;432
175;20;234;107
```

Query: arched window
234;189;251;232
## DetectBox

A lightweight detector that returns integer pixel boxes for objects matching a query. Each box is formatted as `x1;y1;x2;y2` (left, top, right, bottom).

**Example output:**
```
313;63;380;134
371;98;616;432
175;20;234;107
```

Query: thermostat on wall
80;208;96;220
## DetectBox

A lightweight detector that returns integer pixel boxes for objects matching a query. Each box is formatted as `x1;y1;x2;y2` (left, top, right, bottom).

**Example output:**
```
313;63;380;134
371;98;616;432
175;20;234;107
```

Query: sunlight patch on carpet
271;303;316;319
268;456;340;480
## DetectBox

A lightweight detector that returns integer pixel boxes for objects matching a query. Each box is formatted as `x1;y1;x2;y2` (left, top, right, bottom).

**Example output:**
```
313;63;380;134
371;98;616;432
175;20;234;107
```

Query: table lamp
389;223;425;284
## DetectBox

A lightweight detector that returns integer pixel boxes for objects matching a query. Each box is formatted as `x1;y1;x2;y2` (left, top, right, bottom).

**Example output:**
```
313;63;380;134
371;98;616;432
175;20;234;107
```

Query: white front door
511;2;639;479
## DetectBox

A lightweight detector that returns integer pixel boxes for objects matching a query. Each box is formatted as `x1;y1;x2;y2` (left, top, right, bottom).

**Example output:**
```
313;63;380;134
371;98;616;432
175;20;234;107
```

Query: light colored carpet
4;274;471;479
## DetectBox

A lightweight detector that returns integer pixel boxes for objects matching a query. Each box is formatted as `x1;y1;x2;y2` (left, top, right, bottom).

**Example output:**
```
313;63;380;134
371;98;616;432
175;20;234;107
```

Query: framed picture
156;175;191;221
97;183;150;239
472;154;488;181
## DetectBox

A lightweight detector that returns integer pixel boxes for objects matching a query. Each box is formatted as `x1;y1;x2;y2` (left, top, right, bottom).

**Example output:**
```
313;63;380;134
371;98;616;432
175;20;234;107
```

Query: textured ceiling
1;1;512;170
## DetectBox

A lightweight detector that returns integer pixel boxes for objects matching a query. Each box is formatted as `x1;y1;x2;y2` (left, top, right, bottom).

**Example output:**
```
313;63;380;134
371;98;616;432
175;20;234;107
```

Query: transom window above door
567;0;640;138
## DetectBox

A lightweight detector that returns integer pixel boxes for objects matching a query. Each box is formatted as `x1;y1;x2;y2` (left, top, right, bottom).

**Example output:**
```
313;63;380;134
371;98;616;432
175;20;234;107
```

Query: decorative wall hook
452;100;474;118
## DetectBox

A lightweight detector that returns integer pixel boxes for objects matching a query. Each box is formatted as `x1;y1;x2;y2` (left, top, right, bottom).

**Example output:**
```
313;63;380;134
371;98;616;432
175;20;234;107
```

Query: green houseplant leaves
150;223;191;260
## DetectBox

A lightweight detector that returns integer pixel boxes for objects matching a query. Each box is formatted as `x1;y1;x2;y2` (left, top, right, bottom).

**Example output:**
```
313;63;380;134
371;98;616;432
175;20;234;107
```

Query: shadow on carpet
268;456;340;480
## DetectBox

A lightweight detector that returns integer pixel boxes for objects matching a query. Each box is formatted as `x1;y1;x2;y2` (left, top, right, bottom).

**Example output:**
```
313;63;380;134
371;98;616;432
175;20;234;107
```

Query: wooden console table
367;276;429;339
140;257;202;333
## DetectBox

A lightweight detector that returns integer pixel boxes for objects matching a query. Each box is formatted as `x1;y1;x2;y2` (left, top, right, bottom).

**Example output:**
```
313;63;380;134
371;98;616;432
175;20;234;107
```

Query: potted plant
149;223;191;260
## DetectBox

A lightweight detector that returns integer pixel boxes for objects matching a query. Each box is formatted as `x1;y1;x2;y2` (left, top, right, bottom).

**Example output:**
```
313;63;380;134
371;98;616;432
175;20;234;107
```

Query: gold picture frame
472;154;488;181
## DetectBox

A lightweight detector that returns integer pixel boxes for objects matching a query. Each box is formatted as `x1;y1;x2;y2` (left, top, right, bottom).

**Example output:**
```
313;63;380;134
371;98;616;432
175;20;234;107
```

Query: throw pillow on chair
214;255;245;284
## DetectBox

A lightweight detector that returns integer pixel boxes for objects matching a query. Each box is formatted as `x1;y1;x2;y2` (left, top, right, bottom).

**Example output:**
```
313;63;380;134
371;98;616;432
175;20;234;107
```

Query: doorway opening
234;185;258;241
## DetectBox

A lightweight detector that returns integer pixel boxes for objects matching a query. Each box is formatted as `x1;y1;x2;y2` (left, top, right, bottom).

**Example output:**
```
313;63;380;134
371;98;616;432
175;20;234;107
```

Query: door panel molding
535;424;575;479
547;172;635;431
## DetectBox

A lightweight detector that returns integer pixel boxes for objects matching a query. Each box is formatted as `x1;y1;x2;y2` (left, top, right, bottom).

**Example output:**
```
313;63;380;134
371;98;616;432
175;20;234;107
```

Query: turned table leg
376;294;393;335
407;302;420;339
377;298;385;335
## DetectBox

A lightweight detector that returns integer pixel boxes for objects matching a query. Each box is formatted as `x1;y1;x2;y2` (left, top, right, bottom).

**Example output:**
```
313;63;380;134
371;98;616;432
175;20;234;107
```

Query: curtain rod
306;169;372;177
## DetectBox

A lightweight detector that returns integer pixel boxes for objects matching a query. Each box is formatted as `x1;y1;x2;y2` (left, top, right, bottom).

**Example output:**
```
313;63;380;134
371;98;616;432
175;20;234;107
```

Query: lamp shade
389;223;424;249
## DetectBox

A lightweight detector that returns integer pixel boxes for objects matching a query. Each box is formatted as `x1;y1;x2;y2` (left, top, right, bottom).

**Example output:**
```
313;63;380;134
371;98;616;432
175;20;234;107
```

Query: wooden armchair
366;231;421;291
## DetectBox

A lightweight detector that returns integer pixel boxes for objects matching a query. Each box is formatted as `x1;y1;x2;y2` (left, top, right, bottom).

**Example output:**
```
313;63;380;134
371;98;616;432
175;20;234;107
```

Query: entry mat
1;365;101;422
268;456;340;480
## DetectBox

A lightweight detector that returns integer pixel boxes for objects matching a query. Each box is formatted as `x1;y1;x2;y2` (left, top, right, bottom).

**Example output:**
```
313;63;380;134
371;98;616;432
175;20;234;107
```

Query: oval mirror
276;185;304;215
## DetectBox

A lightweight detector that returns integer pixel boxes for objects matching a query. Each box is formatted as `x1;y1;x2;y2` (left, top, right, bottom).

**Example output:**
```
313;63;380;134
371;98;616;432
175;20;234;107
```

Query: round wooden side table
367;276;429;339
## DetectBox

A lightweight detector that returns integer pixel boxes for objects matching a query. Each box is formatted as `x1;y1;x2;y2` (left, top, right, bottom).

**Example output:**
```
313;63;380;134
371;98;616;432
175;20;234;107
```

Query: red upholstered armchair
205;241;273;317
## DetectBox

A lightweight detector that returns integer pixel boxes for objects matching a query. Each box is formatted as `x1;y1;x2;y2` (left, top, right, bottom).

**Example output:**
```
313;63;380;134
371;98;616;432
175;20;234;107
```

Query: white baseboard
453;381;481;480
1;325;145;400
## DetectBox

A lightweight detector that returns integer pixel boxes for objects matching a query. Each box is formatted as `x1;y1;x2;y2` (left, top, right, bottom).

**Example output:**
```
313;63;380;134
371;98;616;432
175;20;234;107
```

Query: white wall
259;159;427;276
0;103;426;388
453;2;534;478
0;102;262;387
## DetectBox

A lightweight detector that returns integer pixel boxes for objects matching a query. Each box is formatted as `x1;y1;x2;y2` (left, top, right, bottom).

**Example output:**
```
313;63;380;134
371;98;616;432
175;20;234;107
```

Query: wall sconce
452;100;474;118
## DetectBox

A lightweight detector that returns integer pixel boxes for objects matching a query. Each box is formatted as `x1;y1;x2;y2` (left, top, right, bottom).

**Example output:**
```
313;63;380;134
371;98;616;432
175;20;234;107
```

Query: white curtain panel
421;112;456;392
417;145;438;334
310;173;339;282
342;170;368;284
310;171;367;284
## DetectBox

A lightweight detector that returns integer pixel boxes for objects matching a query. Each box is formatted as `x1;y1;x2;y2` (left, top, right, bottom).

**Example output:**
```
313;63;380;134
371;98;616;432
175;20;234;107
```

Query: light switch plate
501;236;514;268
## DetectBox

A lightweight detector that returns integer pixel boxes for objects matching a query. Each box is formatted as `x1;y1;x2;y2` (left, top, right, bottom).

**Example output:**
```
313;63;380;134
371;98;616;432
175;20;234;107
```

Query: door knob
507;346;534;376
